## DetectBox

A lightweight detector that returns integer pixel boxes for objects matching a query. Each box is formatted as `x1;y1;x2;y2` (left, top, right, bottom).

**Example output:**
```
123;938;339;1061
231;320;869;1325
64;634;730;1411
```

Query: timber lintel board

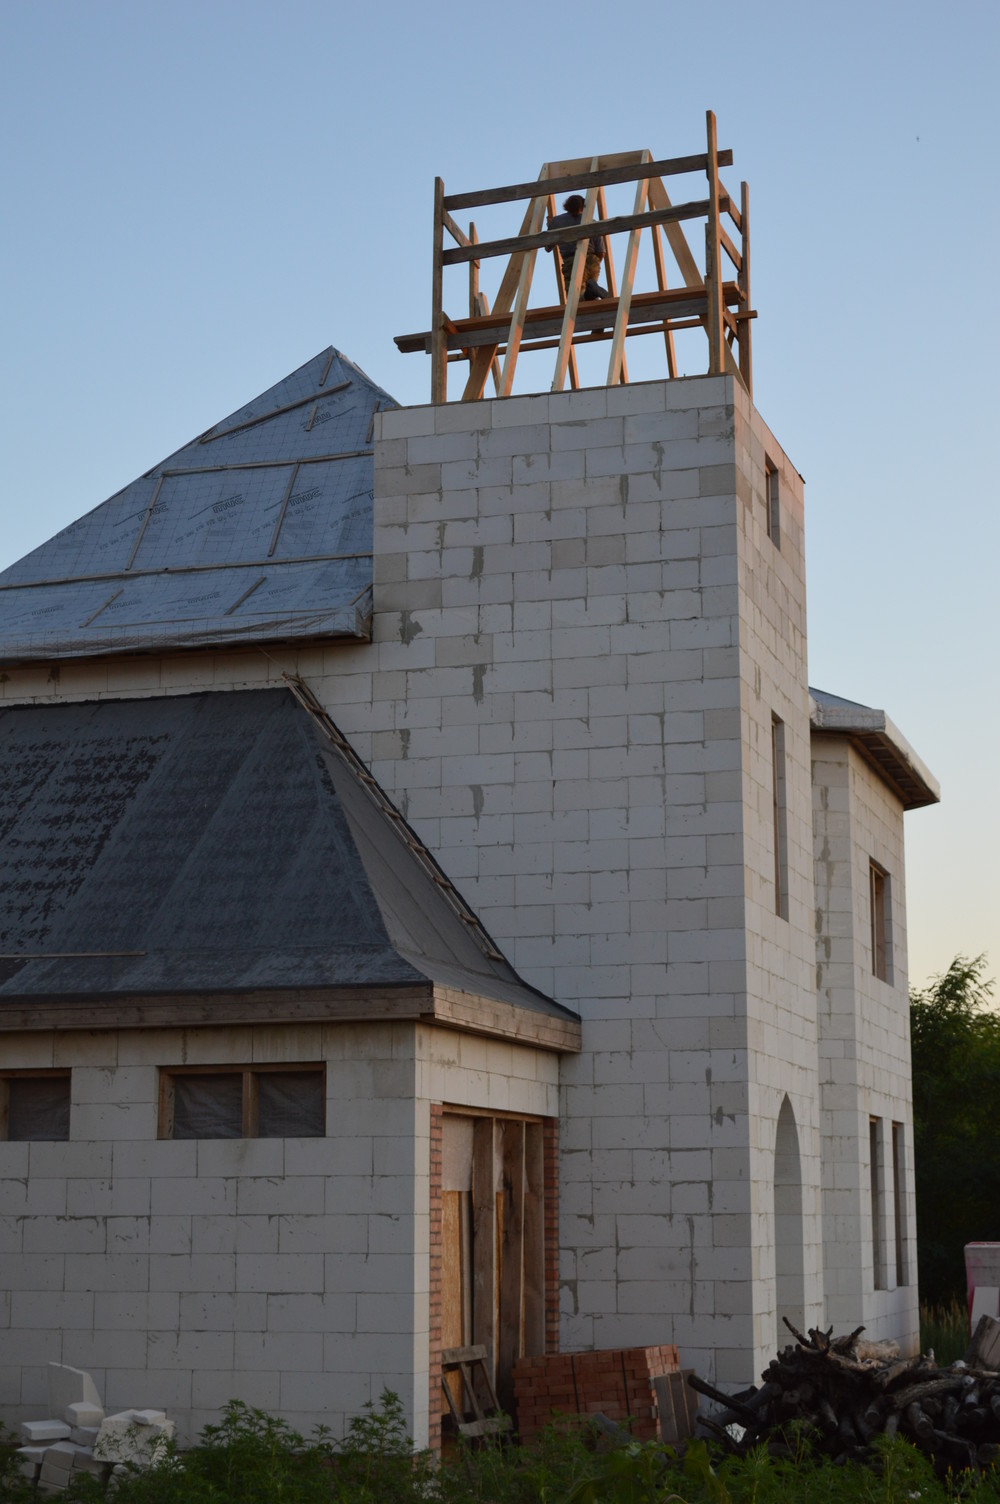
0;984;582;1051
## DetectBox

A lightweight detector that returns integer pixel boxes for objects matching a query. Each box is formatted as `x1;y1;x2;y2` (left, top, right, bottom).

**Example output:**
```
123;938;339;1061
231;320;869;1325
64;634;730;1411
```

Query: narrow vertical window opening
892;1121;908;1286
765;456;780;547
870;1115;885;1290
870;861;891;982
771;713;789;920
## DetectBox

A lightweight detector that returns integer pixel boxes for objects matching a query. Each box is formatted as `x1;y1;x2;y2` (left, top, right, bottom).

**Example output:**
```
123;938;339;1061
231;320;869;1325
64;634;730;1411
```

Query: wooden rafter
552;161;600;394
606;150;651;386
400;113;756;403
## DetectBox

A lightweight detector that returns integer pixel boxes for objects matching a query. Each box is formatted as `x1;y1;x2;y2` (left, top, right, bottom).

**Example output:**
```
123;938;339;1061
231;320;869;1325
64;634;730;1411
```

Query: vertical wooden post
431;176;447;404
469;222;479;317
738;180;753;399
704;111;725;376
548;193;579;390
472;1117;497;1388
522;1122;545;1356
497;1119;525;1414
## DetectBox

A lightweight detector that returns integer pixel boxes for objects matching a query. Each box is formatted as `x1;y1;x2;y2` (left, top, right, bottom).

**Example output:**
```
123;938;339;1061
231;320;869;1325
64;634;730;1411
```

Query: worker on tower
547;194;608;300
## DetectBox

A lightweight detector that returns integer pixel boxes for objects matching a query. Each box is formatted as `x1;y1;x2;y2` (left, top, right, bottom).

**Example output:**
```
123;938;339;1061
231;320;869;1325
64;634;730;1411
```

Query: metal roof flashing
809;687;940;811
0;348;396;665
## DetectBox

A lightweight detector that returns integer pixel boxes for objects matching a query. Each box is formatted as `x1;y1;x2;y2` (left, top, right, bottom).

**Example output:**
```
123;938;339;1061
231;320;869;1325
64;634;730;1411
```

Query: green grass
6;1392;1000;1504
921;1298;972;1366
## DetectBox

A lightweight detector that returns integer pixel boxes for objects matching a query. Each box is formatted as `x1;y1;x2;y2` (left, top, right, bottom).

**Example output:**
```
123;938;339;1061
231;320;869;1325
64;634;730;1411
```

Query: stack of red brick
513;1344;680;1441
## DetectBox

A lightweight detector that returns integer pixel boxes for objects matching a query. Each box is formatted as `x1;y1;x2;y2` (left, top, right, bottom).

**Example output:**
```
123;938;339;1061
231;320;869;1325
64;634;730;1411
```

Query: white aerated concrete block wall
812;736;918;1351
0;1022;557;1447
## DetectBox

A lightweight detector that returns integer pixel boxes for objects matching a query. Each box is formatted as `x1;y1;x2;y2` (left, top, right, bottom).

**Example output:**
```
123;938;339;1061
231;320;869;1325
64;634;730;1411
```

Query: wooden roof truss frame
396;112;754;404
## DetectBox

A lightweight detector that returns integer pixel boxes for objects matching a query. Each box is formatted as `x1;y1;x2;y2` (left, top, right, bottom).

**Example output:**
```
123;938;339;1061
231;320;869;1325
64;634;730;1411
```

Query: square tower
370;372;822;1386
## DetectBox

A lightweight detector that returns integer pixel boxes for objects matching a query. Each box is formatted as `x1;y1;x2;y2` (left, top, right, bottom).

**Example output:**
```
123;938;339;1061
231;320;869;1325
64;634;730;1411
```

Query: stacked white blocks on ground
15;1364;174;1493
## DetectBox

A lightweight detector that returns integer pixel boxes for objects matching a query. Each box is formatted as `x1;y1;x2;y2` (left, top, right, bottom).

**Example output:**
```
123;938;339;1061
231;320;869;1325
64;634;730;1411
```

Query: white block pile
15;1364;176;1495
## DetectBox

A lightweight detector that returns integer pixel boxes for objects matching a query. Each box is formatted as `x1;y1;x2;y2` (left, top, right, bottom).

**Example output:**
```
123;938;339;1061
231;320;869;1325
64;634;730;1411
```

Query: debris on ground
690;1317;1000;1475
13;1363;175;1495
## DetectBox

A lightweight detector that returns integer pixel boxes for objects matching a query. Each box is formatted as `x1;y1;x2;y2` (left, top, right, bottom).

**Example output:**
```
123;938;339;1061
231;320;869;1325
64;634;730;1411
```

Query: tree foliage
910;955;1000;1304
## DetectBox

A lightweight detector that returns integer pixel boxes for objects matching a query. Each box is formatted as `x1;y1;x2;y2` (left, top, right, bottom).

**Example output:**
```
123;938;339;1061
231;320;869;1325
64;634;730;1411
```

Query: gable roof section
809;686;940;810
0;688;579;1047
0;349;396;665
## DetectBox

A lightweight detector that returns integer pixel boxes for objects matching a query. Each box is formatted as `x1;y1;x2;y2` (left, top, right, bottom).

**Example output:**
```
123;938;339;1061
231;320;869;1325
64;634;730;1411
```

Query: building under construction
0;114;938;1447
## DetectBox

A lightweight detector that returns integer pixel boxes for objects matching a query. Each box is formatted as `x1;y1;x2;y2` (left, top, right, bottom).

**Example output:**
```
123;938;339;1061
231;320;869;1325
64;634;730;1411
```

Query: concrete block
48;1363;102;1418
73;1451;111;1476
21;1421;72;1444
70;1426;101;1446
94;1413;176;1466
65;1401;104;1428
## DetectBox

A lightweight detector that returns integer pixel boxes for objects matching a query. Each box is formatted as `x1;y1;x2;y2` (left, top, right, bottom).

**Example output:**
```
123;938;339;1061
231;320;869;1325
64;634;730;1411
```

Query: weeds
7;1394;1000;1504
921;1299;971;1367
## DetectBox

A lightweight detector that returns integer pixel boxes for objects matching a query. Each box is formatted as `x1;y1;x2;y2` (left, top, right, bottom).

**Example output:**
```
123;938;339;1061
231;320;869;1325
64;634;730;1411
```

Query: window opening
870;1115;885;1290
892;1121;908;1286
159;1066;324;1139
764;456;780;546
0;1072;71;1142
772;714;789;920
870;861;891;981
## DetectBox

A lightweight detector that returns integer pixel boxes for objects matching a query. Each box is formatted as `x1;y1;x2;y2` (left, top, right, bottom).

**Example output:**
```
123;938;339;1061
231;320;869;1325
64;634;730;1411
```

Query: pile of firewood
690;1317;1000;1474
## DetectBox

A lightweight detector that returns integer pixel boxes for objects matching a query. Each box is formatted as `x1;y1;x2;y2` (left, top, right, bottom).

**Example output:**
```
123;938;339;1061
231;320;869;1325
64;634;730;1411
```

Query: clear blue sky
2;0;997;990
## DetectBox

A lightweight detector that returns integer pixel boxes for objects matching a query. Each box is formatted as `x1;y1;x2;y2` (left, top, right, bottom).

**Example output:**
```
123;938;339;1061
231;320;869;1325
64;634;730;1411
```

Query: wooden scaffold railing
394;110;755;404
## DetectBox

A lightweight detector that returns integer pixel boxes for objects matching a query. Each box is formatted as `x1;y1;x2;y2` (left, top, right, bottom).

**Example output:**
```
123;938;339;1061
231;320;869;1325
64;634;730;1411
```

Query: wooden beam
442;149;733;211
441;199;716;267
461;192;542;401
522;1121;545;1355
551;166;599;393
431;176;447;403
704;110;725;375
738;180;752;398
497;1118;525;1414
398;283;747;354
606;160;649;386
0;985;436;1032
443;209;472;249
651;223;678;378
469;222;479;316
719;223;742;273
432;986;582;1052
198;382;351;443
597;184;628;385
645;175;704;289
548;195;579;391
472;1118;497;1392
499;194;547;397
266;462;301;558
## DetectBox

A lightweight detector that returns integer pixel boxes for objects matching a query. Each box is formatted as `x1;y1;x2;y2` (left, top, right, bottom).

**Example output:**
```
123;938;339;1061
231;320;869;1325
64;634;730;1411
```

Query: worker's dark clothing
548;210;609;300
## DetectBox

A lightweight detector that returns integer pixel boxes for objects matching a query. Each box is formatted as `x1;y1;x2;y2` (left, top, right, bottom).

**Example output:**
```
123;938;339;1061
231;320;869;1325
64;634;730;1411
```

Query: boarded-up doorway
440;1112;546;1417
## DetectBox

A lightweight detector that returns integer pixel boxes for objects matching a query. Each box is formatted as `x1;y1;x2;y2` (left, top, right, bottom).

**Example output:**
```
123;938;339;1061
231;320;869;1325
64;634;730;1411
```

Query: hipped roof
0;349;395;664
0;688;578;1046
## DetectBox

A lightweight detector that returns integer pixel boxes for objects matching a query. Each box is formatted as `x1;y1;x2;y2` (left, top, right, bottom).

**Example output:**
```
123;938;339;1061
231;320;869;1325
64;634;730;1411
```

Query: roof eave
0;981;581;1053
809;699;940;810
